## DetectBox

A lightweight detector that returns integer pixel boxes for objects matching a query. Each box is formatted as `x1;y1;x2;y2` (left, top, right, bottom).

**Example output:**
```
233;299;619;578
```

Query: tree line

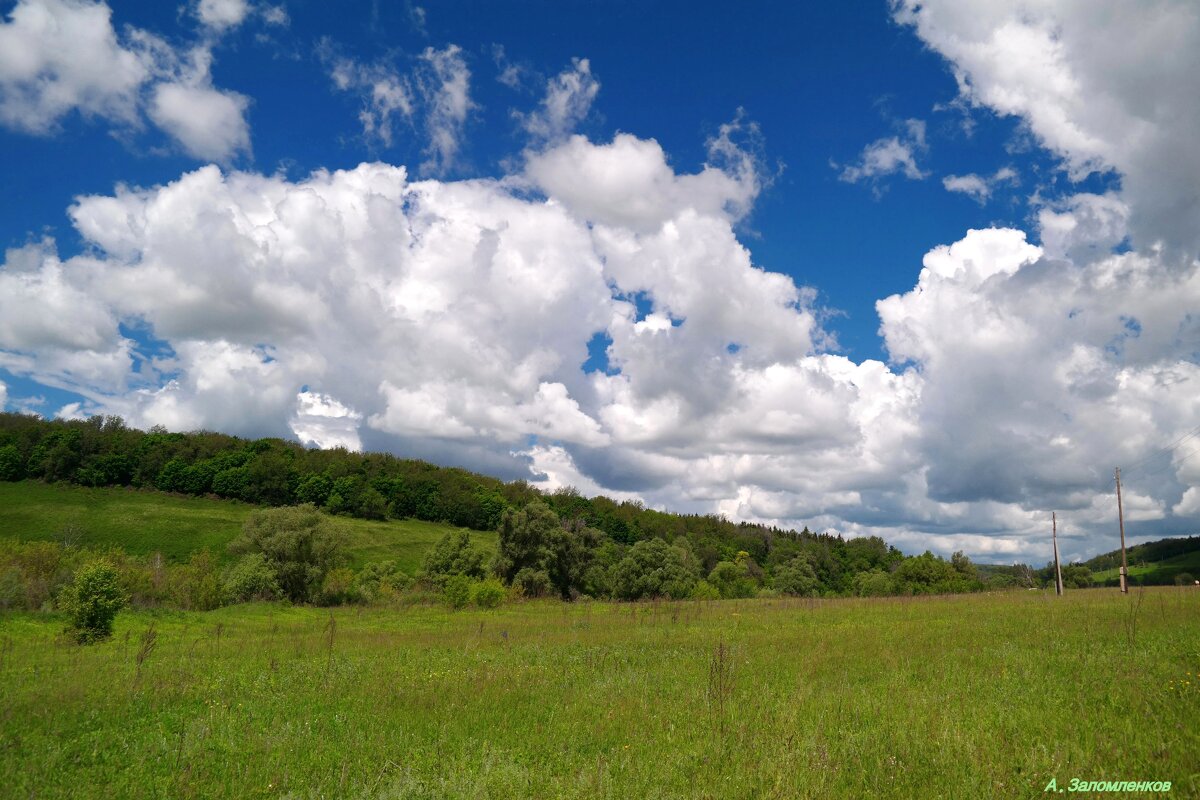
0;412;1062;606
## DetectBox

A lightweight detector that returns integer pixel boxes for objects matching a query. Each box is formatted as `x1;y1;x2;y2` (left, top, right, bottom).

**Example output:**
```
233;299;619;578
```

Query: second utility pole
1052;512;1063;596
1115;467;1129;594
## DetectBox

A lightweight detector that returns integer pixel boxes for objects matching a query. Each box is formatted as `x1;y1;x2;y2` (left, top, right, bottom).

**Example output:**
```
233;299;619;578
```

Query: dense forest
0;412;1077;606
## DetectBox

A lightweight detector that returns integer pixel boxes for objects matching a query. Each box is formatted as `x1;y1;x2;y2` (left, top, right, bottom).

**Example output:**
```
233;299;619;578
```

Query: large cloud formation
0;0;1197;563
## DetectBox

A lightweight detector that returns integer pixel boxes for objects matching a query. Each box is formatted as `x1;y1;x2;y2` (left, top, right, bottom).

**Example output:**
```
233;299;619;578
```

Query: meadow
0;482;494;572
1;588;1196;799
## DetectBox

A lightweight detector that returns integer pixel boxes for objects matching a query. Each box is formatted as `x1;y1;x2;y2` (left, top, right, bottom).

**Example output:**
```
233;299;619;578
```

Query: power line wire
1121;423;1200;478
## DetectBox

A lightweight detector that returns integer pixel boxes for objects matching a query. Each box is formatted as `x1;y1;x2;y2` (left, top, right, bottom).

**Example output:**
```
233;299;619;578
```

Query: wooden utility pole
1115;467;1129;594
1052;512;1064;596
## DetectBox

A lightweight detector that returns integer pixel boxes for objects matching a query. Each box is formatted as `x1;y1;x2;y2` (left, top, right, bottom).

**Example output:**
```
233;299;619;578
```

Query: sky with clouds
1;0;1197;564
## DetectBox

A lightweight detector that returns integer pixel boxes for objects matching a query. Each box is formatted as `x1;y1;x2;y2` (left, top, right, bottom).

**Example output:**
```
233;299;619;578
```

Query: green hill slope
0;481;493;574
1085;535;1200;586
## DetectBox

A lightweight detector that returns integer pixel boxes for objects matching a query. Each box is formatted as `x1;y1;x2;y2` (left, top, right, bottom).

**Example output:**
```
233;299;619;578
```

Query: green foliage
892;552;978;595
354;560;411;602
318;567;359;606
471;578;505;608
513;566;552;597
0;444;25;481
853;569;894;597
773;556;819;597
58;560;126;643
1060;563;1093;589
443;574;473;609
609;538;698;600
172;549;223;611
222;553;281;604
707;560;756;599
950;550;978;581
422;530;486;586
1175;572;1195;586
493;501;561;584
229;505;348;603
690;579;721;600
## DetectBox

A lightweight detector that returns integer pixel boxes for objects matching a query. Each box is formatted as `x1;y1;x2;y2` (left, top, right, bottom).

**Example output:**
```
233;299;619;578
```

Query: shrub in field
1175;572;1195;586
443;574;472;608
773;556;820;597
1060;563;1093;589
318;567;359;606
355;560;411;602
610;538;698;600
170;549;223;610
707;561;755;599
854;568;894;597
691;580;721;600
58;560;126;643
472;578;505;608
229;504;347;603
0;566;23;610
513;566;553;597
422;530;485;586
0;444;24;481
223;553;282;604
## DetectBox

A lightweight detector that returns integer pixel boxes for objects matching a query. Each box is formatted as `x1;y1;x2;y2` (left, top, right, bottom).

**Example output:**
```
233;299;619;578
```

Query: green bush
355;560;411;602
318;567;359;606
690;580;721;600
58;560;127;643
471;578;505;608
774;556;819;597
707;560;755;599
422;530;485;586
229;505;347;603
171;549;223;611
222;553;281;604
443;574;472;609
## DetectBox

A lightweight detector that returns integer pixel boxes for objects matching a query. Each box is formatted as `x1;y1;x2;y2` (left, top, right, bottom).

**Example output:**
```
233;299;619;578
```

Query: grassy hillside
0;481;494;573
1091;549;1200;586
1;589;1196;799
1085;535;1200;586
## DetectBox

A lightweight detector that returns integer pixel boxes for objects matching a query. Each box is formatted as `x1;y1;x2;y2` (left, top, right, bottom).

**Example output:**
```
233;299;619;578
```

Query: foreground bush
58;561;126;643
471;578;506;608
222;553;281;604
229;505;348;603
443;574;472;608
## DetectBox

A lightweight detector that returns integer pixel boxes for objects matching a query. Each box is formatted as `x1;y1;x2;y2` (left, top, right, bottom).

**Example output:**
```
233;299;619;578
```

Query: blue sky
0;0;1197;562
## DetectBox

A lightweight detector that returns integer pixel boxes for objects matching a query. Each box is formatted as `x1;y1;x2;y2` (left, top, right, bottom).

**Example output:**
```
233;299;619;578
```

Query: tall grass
1;589;1197;798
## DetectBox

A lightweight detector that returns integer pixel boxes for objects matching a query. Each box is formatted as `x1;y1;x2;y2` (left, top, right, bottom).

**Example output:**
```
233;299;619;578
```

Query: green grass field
0;481;495;572
2;588;1196;799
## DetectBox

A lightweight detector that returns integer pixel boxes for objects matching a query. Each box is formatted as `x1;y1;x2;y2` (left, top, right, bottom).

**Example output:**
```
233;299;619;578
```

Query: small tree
229;504;347;603
609;538;699;600
493;501;560;583
472;579;505;608
774;556;819;597
423;530;485;586
222;553;281;604
59;561;126;643
443;574;472;608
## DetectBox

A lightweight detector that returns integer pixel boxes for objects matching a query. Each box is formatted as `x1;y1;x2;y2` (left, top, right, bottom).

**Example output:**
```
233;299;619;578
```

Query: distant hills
1084;536;1200;587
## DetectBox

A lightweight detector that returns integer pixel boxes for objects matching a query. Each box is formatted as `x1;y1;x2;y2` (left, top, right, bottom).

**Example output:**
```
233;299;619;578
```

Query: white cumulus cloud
517;57;599;144
838;118;928;188
942;166;1017;204
0;0;252;162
